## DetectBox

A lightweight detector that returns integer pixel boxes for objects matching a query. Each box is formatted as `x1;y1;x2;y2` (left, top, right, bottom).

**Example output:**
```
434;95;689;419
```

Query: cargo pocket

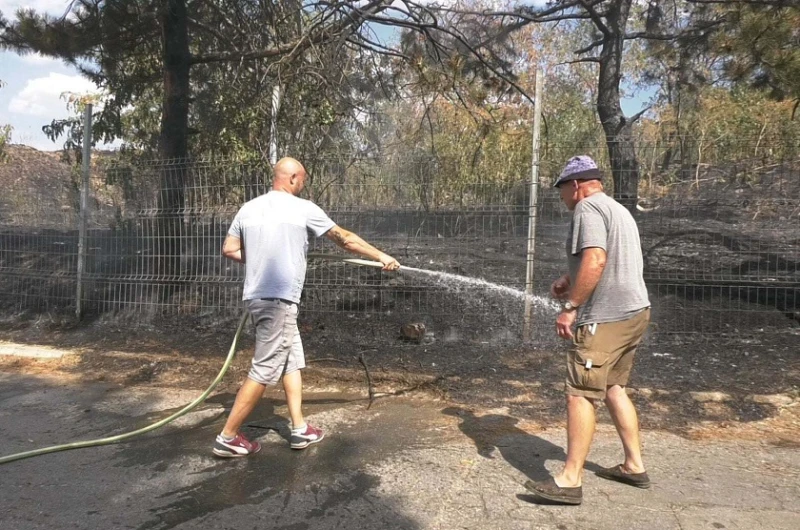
569;327;611;392
572;350;611;391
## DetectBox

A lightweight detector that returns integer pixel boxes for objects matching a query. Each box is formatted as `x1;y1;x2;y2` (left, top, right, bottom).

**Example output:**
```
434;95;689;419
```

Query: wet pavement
1;372;798;530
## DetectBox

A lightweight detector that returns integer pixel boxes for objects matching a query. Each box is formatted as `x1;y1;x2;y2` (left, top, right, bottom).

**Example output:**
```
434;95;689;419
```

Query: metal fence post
76;103;92;320
269;85;281;165
523;70;544;341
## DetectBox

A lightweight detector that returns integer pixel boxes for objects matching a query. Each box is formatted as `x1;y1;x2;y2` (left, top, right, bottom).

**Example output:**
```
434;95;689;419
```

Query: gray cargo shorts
246;298;305;385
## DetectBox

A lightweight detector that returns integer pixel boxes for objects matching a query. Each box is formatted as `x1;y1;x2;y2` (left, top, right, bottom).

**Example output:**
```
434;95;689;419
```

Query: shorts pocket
568;348;611;392
573;324;597;350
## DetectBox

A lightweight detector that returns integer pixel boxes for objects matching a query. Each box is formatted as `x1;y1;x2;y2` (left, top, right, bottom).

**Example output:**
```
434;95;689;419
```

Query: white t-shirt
227;191;335;302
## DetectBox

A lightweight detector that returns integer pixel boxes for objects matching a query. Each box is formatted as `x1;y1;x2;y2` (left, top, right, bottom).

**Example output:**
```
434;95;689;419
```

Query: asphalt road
1;372;798;530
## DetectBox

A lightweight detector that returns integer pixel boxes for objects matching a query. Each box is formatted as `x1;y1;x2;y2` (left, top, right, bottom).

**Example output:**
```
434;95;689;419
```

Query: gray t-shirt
228;191;336;303
567;193;650;325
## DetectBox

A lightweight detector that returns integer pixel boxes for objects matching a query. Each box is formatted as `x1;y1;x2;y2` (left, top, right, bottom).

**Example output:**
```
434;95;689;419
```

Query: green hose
0;311;249;466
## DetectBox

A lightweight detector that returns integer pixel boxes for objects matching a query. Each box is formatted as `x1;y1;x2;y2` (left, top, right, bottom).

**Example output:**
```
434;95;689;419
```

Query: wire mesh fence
0;140;798;340
535;145;800;338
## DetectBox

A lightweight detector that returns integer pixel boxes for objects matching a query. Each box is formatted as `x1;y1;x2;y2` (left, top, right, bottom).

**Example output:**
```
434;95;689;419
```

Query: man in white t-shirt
213;157;400;457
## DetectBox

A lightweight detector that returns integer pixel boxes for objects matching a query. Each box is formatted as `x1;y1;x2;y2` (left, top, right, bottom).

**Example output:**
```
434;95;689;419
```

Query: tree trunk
596;0;640;213
156;0;190;296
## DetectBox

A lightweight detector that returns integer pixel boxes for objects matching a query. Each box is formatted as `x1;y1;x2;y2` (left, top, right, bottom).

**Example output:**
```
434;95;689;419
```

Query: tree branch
624;32;677;42
191;0;387;65
437;25;534;105
358;350;376;409
195;0;249;41
687;0;794;6
576;37;605;55
578;0;611;36
187;17;239;50
561;57;602;65
438;0;586;23
345;36;409;61
629;106;651;124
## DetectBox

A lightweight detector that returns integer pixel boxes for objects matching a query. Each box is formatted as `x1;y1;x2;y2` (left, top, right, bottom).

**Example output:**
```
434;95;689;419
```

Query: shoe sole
290;433;325;450
596;471;651;489
212;444;262;458
598;477;651;489
523;482;582;505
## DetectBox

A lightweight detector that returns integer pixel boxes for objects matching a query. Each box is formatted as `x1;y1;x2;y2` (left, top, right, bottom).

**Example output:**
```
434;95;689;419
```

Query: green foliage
1;0;408;174
42;93;113;165
664;1;800;117
0;124;11;163
3;0;798;207
713;2;800;111
2;1;157;149
0;79;10;162
638;84;800;190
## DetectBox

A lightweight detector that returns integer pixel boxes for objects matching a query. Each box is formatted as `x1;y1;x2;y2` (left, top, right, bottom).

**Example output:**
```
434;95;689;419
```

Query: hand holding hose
378;252;400;271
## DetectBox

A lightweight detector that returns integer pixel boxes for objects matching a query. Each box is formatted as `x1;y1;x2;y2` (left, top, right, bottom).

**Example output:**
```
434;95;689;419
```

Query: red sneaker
213;433;261;458
290;424;325;449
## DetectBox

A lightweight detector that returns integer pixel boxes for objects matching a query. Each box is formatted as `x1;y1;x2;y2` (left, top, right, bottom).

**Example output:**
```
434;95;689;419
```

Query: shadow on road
443;406;605;505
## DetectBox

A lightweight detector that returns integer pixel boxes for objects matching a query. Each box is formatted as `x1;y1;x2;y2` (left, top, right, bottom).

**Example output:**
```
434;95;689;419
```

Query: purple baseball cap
553;155;603;187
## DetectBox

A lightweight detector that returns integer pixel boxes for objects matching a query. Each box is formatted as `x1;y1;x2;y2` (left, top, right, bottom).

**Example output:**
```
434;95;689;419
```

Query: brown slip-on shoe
523;477;583;505
596;465;651;489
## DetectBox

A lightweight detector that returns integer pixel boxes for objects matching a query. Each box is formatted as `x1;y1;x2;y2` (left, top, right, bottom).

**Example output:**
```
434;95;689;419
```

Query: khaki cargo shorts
566;308;650;400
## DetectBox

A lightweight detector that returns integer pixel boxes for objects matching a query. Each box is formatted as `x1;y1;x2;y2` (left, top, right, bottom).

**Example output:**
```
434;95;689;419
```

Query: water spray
308;253;559;310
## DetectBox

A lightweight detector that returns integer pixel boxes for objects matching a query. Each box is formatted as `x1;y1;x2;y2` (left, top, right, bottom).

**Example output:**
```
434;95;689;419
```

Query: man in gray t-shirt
212;157;400;458
525;156;651;505
566;192;650;326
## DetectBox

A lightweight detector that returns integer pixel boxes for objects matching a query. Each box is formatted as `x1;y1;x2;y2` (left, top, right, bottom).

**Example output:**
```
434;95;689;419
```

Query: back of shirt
567;193;650;325
228;191;335;303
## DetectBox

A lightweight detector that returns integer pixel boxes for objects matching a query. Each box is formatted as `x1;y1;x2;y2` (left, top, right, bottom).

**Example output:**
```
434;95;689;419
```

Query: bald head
272;157;307;195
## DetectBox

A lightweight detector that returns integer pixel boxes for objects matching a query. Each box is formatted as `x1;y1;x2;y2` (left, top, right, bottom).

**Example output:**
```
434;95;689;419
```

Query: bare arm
555;247;606;340
324;225;400;271
222;235;245;263
567;247;607;306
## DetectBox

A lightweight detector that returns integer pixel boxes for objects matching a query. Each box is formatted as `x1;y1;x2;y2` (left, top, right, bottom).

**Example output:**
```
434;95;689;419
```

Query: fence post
523;70;544;341
76;103;92;320
269;85;281;165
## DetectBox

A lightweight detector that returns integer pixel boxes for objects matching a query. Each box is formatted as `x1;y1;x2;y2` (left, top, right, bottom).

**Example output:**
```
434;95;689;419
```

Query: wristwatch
562;301;579;312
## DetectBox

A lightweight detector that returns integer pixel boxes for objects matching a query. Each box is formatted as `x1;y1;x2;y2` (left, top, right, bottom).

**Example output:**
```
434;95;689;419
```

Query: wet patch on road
107;393;445;530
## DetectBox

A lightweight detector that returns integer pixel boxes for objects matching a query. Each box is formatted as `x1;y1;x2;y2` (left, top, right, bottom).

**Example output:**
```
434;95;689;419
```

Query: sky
0;1;106;150
1;0;650;152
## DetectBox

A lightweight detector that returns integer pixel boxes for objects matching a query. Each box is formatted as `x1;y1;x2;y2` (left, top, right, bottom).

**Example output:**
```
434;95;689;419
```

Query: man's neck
578;186;604;202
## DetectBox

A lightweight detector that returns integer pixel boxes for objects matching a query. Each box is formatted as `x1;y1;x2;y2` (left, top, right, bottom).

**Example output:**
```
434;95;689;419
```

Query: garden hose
0;311;249;466
307;253;405;270
1;255;389;466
